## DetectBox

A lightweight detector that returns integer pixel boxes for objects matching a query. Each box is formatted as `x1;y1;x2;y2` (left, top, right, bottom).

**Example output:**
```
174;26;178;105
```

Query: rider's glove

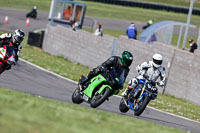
98;66;106;72
136;65;141;73
158;81;165;87
93;66;106;75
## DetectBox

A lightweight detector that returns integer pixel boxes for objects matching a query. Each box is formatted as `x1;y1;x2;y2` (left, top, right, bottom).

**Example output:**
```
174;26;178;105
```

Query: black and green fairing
120;51;133;67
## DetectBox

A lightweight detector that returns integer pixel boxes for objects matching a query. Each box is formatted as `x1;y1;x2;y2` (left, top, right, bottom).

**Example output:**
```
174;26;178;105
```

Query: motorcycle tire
90;87;111;108
119;98;129;113
134;95;151;116
72;87;83;104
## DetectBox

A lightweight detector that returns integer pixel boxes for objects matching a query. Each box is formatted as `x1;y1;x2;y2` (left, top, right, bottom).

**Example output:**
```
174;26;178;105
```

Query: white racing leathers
128;61;166;89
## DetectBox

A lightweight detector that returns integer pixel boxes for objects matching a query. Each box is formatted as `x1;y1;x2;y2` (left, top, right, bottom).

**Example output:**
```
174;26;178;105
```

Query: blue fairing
138;79;146;84
139;92;149;101
135;79;146;89
128;101;134;111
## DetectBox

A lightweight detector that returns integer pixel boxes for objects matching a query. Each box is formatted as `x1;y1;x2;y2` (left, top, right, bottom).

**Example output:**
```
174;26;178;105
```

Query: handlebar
104;70;124;89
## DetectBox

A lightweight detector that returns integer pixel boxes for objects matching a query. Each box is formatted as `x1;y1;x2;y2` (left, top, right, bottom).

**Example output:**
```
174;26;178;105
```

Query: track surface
0;60;199;133
0;8;200;132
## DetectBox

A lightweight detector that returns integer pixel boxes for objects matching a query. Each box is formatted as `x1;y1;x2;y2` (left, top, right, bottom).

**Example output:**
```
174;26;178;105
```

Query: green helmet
121;51;133;67
148;20;153;25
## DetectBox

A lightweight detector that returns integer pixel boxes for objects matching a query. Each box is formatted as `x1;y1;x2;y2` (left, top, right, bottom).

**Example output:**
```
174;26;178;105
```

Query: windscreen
109;68;126;87
6;46;15;58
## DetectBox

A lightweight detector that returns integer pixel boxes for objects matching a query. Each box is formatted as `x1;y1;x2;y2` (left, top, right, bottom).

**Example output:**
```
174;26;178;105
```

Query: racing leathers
0;33;22;72
79;56;130;92
122;60;166;99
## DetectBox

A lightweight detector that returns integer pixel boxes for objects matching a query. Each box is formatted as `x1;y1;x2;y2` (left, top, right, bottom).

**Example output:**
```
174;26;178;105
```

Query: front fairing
5;46;16;65
0;47;6;60
83;74;108;98
0;46;16;65
83;68;126;98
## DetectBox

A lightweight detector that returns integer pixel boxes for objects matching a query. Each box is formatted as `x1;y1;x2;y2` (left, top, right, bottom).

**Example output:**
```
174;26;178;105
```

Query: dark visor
153;59;162;65
14;34;24;42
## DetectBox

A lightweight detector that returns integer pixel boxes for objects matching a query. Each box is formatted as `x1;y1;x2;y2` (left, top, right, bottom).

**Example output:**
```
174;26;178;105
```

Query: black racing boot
78;76;89;91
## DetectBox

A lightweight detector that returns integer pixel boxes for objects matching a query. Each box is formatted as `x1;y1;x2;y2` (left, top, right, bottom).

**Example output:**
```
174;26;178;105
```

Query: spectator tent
138;21;196;49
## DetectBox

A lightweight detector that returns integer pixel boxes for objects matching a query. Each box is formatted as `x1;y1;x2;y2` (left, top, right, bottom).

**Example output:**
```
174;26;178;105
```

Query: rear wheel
119;98;129;113
72;88;83;104
90;87;111;108
134;95;151;116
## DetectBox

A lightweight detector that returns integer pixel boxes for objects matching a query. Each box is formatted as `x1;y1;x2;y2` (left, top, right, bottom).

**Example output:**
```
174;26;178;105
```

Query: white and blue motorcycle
119;78;160;116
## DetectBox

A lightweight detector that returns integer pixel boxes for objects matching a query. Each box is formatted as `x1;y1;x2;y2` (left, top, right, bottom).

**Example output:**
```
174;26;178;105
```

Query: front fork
127;85;146;110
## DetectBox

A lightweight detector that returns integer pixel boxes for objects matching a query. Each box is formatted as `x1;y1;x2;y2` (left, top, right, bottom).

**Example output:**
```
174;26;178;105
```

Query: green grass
0;87;187;133
1;0;200;26
150;94;200;122
80;1;200;26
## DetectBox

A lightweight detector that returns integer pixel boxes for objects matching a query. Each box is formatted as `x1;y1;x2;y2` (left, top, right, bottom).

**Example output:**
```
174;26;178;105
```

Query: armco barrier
43;24;200;105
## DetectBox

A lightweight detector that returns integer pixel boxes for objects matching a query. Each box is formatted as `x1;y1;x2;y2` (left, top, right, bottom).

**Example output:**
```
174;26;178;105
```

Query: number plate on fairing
83;94;89;101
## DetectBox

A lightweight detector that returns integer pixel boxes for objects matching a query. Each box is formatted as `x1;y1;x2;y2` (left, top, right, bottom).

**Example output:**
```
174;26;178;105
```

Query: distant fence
83;0;200;15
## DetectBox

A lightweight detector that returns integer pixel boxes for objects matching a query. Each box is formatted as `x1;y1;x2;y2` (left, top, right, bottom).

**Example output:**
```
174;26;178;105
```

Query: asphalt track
0;8;200;132
0;59;199;133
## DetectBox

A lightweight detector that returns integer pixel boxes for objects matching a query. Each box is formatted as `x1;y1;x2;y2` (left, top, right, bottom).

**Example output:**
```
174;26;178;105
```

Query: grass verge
0;87;187;133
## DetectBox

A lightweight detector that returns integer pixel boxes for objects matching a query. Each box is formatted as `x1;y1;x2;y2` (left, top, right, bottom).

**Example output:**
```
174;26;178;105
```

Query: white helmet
12;29;25;44
152;54;163;68
33;6;37;10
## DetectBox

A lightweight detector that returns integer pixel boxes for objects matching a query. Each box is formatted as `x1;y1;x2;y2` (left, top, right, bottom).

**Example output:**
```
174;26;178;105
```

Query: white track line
19;58;77;84
19;58;200;124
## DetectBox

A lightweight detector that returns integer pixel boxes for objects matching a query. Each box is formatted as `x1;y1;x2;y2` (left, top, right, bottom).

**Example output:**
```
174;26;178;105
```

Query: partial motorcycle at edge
0;45;16;74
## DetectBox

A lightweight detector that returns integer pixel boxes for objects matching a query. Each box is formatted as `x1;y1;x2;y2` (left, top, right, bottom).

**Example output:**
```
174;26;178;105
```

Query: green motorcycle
72;69;125;108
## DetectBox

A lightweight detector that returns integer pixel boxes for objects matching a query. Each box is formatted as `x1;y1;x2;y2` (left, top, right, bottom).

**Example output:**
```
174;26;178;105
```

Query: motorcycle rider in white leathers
122;54;166;99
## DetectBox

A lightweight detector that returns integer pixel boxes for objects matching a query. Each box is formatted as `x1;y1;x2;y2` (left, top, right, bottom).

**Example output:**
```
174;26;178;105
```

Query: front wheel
119;98;129;113
72;88;83;104
90;87;111;108
134;95;151;116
